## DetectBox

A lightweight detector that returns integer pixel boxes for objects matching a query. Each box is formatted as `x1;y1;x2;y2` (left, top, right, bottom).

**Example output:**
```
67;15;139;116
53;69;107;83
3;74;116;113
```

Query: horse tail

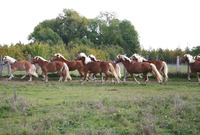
115;64;121;78
63;63;72;80
109;63;120;83
150;63;163;84
162;61;168;82
30;64;38;78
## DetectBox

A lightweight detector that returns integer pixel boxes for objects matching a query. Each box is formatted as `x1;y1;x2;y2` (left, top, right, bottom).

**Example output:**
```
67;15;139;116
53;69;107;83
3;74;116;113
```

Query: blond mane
131;53;147;62
79;53;91;64
3;56;16;64
117;54;132;63
34;56;47;61
88;54;100;61
184;54;195;63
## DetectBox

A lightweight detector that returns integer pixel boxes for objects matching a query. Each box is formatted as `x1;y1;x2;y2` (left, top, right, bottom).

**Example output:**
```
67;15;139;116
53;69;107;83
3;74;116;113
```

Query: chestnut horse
114;54;163;84
75;53;120;84
32;56;71;82
130;53;168;82
88;54;121;79
180;54;200;83
3;56;38;81
50;53;84;80
194;55;200;61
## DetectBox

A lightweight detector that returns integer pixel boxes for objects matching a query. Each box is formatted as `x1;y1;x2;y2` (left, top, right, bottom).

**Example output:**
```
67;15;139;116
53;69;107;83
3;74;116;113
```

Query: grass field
0;70;200;135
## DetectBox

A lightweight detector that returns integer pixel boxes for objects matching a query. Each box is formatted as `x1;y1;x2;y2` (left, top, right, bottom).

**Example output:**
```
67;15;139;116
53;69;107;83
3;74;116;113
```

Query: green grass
0;73;200;134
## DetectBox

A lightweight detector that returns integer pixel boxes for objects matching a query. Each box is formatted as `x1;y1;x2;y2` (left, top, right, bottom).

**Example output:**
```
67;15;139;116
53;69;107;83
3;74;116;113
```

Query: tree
191;46;200;56
56;9;89;45
28;25;63;46
119;20;140;56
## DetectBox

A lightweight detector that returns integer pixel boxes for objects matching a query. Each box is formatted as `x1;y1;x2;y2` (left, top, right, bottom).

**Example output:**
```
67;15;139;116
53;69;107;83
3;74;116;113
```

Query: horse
180;54;200;83
50;53;84;80
32;56;71;82
3;56;38;81
75;53;120;84
194;55;200;61
130;53;168;82
88;54;121;78
114;54;163;84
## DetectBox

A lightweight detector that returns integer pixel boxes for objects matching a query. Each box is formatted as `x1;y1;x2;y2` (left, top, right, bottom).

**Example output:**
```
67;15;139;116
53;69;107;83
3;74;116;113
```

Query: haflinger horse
114;54;163;84
88;54;121;79
194;55;200;61
75;53;120;84
180;54;200;83
3;56;38;81
130;53;168;82
50;53;84;80
32;56;72;82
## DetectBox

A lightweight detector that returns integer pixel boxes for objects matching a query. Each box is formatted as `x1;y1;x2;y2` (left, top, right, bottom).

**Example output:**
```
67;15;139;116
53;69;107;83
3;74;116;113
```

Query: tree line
0;9;200;63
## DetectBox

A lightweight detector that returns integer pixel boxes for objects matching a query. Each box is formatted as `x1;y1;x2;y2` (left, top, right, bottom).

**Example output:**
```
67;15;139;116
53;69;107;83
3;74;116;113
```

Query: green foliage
29;25;63;46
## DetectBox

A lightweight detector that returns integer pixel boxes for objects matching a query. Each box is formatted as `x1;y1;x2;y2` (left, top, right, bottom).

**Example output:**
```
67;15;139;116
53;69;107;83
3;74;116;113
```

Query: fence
0;55;189;78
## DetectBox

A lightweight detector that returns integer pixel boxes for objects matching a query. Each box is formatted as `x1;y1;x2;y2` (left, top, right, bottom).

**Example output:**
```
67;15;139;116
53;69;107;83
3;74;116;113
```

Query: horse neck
38;59;48;66
59;56;69;62
121;60;132;68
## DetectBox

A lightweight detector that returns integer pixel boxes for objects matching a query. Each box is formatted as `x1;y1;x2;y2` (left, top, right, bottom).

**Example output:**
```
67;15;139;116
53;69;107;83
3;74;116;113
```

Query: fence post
28;54;31;62
0;55;2;77
156;54;158;60
176;56;179;73
7;64;10;74
187;65;190;74
123;54;127;77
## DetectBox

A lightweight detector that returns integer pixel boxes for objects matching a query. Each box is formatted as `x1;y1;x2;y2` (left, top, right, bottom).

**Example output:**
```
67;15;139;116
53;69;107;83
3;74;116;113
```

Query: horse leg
194;72;200;83
105;71;114;84
138;74;143;78
21;72;28;80
92;73;98;82
81;70;88;85
100;73;104;83
58;70;63;82
28;73;32;82
130;73;140;84
41;72;45;81
44;71;48;82
123;72;129;82
188;72;192;81
143;73;148;83
8;69;15;81
78;69;84;81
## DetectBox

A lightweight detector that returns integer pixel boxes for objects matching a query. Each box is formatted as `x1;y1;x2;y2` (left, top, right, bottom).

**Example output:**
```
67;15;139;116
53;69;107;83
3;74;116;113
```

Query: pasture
0;66;200;135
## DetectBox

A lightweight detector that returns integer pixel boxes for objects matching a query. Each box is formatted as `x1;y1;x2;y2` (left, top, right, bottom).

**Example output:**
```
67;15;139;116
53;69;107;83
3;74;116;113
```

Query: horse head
51;53;62;61
3;56;16;64
32;56;47;64
88;54;100;62
114;54;132;64
130;54;138;61
130;54;146;62
75;53;91;64
179;56;186;64
194;55;200;61
183;54;195;63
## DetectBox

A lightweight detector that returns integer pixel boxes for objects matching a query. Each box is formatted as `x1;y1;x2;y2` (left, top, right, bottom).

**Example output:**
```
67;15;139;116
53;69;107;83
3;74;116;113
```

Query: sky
0;0;200;50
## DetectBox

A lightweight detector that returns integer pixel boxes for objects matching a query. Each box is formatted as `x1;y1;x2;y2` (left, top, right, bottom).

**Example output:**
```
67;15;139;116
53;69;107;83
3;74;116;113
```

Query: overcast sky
0;0;200;50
